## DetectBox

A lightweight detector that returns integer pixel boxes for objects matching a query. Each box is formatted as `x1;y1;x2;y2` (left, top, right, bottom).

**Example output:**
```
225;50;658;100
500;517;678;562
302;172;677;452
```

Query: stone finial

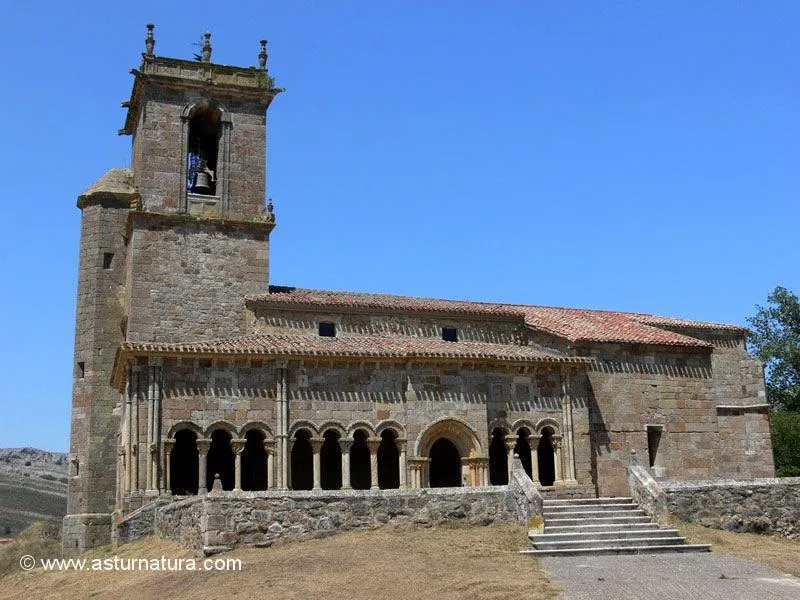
258;39;268;70
145;23;155;56
263;198;275;224
202;32;212;62
211;473;223;492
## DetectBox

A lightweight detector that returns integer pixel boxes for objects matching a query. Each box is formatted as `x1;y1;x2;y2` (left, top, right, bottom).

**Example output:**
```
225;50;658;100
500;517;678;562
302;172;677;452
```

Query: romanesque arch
320;428;342;490
206;428;235;491
377;428;399;489
417;418;483;488
241;429;267;491
350;428;371;490
291;428;313;490
538;427;556;486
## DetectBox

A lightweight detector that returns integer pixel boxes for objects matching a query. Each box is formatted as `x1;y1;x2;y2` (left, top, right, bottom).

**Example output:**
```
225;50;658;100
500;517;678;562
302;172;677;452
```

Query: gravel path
541;552;800;600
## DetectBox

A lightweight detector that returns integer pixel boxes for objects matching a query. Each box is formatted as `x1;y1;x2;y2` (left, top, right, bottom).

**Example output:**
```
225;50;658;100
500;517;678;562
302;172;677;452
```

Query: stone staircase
521;497;711;557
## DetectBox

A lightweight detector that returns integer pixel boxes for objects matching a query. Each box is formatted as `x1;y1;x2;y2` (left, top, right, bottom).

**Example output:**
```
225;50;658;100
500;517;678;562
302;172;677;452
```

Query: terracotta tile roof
247;287;737;348
120;333;586;364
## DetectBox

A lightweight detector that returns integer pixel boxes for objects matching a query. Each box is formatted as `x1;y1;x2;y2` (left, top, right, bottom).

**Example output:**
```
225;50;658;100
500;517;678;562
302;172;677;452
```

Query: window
318;322;336;337
77;362;85;379
103;253;114;269
442;327;458;342
187;104;221;196
647;425;663;468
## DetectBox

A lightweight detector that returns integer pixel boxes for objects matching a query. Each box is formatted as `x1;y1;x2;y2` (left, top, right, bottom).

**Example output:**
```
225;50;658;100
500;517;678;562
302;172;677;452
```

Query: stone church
63;26;775;553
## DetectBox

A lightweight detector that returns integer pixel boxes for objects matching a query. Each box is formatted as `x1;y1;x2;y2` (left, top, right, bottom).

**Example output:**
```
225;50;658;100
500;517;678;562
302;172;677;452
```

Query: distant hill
0;448;67;537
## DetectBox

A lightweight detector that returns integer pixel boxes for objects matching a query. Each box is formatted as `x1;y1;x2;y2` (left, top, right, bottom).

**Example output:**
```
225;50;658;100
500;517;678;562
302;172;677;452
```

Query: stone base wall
143;487;518;553
663;478;800;538
62;513;112;557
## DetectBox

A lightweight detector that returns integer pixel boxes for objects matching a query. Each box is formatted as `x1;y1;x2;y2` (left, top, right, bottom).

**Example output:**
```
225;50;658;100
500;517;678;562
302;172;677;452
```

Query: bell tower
64;25;282;555
122;25;282;218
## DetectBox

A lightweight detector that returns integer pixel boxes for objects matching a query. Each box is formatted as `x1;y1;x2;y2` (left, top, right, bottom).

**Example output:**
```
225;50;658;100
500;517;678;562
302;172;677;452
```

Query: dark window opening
242;429;267;491
187;104;221;196
429;438;461;488
290;429;313;490
318;322;336;337
489;428;508;485
320;430;342;490
537;428;555;486
350;429;371;489
170;429;199;495
647;425;663;468
442;327;458;342
515;429;533;479
77;362;85;379
206;429;235;491
103;253;114;270
377;429;400;489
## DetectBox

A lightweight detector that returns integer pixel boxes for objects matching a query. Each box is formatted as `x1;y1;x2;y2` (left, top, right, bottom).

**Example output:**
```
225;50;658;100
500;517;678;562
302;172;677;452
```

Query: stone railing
663;477;800;538
509;456;544;532
627;450;668;525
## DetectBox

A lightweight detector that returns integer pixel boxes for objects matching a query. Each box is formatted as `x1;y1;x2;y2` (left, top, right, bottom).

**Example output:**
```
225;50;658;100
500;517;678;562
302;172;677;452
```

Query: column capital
310;437;324;452
338;439;353;453
503;434;518;452
263;439;276;454
231;438;247;455
197;439;211;453
394;437;408;452
550;435;563;450
148;442;158;455
163;439;175;451
367;437;382;451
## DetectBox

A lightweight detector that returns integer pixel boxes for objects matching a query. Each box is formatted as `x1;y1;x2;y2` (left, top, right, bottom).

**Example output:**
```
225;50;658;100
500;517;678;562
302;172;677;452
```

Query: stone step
542;497;633;506
542;508;647;519
543;503;640;514
531;528;682;543
545;515;651;528
520;543;712;557
543;522;661;535
532;535;687;551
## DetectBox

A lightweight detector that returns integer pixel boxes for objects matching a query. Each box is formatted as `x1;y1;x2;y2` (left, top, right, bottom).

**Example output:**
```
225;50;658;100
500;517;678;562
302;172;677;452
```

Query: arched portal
538;428;556;486
429;438;461;487
320;430;342;490
170;429;198;495
377;429;399;489
350;429;371;489
515;429;533;479
488;428;508;485
207;429;234;491
291;429;313;490
242;429;267;491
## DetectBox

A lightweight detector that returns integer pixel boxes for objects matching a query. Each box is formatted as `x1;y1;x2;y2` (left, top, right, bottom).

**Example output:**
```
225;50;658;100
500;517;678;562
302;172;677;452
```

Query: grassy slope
0;522;559;600
677;520;800;577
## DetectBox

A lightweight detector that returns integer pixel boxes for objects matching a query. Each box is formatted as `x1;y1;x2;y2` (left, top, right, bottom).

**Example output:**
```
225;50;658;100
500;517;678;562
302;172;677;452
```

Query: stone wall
150;487;517;553
125;213;271;344
663;478;800;538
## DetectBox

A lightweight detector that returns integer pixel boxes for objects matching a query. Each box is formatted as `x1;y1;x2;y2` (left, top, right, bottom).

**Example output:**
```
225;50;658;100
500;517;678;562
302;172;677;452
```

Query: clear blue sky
1;2;798;451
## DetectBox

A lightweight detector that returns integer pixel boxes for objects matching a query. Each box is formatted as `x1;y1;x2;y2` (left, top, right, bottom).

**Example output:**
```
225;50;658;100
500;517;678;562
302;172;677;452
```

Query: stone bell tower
64;25;281;554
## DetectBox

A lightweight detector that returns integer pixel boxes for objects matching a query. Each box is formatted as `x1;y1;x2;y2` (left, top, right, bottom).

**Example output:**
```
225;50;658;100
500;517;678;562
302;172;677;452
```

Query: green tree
747;286;800;412
770;411;800;477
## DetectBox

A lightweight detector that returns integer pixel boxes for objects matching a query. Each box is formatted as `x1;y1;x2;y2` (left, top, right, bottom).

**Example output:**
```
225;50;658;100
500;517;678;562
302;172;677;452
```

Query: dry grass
1;522;558;600
676;520;800;577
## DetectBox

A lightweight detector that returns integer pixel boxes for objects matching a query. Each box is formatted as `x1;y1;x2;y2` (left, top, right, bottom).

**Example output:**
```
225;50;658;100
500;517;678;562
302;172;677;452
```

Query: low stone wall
143;486;519;554
627;451;668;525
113;498;175;546
663;477;800;538
509;458;543;531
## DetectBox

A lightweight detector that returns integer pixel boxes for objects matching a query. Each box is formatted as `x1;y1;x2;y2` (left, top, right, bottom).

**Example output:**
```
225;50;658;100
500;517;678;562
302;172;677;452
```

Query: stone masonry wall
68;198;129;546
154;487;518;552
250;307;524;344
664;478;800;538
125;214;270;344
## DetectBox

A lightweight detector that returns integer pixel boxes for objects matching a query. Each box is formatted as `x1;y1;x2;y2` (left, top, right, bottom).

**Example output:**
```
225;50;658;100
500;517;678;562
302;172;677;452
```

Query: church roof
247;287;745;348
119;332;585;364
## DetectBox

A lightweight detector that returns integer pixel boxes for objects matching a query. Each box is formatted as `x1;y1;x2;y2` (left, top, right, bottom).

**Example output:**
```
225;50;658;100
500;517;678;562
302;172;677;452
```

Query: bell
192;171;212;194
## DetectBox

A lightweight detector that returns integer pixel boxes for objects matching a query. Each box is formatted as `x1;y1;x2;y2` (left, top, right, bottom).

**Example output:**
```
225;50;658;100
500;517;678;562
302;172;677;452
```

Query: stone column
287;438;294;489
339;439;353;489
529;434;541;484
232;438;246;492
367;437;381;490
551;435;563;483
131;365;141;492
264;440;276;490
504;435;517;480
310;438;324;490
561;367;577;483
163;440;174;494
124;366;133;495
396;438;408;489
408;458;428;488
197;439;211;494
276;361;289;490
